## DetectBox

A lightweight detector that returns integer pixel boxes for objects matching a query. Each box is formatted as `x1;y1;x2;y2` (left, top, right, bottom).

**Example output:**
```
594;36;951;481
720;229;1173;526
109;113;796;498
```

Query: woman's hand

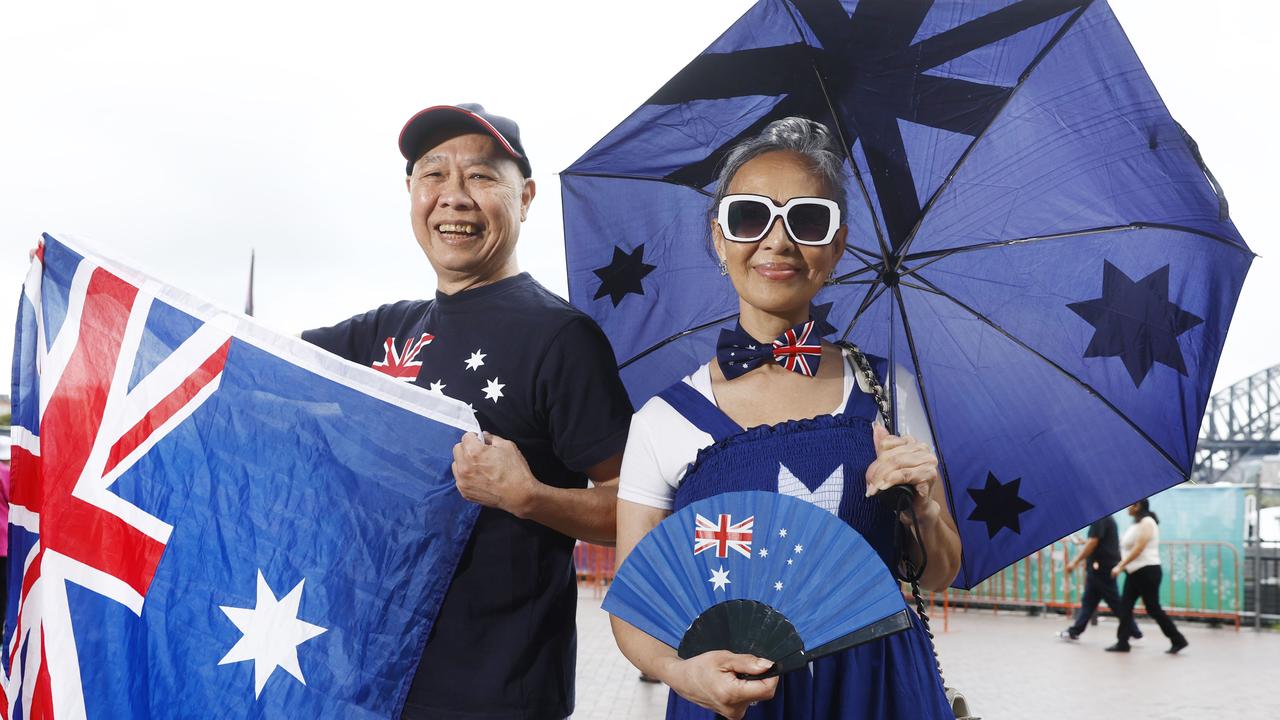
657;651;778;720
865;425;940;523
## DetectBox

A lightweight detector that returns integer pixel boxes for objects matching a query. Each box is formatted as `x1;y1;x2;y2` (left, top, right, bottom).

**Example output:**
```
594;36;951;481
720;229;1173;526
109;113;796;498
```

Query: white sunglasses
716;194;841;246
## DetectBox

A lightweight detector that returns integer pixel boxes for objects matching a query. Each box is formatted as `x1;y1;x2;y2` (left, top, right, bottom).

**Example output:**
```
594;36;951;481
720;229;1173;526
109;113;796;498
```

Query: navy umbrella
561;0;1253;587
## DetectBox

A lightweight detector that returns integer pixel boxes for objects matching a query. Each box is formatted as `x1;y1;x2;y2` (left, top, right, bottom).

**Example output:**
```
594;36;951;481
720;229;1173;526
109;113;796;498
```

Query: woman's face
1128;503;1140;516
712;150;846;319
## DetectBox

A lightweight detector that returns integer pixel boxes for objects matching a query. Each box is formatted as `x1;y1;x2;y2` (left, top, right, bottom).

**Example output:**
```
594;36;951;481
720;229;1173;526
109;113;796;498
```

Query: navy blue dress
655;363;952;720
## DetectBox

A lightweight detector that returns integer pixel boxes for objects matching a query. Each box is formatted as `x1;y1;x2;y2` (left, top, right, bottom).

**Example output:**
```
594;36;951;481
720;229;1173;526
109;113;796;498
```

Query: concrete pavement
573;590;1279;719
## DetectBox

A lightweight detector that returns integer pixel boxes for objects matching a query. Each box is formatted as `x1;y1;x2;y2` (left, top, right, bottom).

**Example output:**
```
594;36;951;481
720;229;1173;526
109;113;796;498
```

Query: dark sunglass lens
787;203;832;242
727;199;771;239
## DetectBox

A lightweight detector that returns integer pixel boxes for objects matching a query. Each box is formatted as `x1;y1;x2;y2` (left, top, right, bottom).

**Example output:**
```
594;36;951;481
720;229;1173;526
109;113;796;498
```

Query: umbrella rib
908;273;1191;478
839;280;889;341
890;285;972;587
902;222;1253;273
780;0;890;261
617;312;738;370
895;1;1094;260
559;170;714;197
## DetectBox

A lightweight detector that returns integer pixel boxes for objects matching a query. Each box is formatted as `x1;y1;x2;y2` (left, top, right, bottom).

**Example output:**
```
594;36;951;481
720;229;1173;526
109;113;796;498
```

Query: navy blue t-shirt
303;273;632;720
1087;516;1121;568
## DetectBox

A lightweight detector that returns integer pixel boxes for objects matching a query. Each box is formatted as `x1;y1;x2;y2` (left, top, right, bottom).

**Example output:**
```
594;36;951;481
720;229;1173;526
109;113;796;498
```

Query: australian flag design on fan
4;234;480;719
605;492;910;676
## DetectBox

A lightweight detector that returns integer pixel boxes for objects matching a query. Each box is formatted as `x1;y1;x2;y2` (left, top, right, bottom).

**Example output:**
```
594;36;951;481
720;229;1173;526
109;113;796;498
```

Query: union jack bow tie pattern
716;320;825;380
4;234;480;719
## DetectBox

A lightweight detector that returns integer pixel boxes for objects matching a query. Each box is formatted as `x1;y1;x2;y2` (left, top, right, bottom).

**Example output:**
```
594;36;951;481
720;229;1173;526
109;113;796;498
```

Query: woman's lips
753;263;800;281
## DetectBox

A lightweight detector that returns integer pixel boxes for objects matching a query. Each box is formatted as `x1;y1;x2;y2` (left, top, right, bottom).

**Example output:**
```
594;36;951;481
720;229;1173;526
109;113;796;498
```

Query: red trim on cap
398;105;524;160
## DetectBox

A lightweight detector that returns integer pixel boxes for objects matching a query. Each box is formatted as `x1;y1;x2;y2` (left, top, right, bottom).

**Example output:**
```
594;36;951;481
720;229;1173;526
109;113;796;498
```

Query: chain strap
837;341;946;685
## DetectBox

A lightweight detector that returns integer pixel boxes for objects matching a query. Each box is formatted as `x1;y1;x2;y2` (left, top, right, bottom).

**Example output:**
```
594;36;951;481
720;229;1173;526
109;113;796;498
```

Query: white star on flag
219;570;328;698
483;377;506;403
794;544;804;554
465;350;487;371
774;581;784;591
779;528;788;538
708;566;731;591
427;380;446;394
759;548;768;558
787;559;794;566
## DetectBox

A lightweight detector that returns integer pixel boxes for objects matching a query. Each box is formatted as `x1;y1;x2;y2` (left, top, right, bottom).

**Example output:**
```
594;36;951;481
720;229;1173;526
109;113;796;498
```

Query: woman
610;117;962;720
1106;499;1189;654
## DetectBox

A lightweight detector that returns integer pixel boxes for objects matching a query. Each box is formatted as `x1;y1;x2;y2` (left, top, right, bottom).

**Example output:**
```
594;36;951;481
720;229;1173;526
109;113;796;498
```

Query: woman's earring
718;257;728;276
824;270;837;286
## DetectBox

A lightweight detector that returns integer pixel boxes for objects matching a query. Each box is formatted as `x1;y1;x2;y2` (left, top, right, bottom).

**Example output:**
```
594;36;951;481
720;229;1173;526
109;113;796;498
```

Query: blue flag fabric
5;234;480;718
561;0;1253;588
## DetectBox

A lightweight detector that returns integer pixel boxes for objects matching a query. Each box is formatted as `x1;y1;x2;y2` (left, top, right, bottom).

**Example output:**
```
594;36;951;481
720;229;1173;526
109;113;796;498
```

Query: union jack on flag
372;334;434;382
693;513;754;559
772;320;821;376
4;234;480;719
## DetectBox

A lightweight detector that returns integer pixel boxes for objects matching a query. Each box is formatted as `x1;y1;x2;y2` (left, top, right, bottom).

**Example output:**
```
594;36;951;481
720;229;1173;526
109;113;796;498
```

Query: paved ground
573;588;1278;720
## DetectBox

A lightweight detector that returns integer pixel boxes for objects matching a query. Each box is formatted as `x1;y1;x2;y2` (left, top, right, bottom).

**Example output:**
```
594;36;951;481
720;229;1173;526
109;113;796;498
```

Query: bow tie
716;320;825;380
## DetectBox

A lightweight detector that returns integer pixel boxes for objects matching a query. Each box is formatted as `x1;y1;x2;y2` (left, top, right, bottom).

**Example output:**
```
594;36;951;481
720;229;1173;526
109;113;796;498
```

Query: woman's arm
865;425;962;591
610;499;778;720
1111;518;1154;577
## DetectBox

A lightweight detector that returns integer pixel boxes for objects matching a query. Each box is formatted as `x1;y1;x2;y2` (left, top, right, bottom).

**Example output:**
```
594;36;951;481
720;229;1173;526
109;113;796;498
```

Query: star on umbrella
592;244;657;306
219;570;328;698
464;350;486;371
648;0;1087;252
967;472;1035;539
482;377;506;403
708;566;731;591
1067;262;1203;387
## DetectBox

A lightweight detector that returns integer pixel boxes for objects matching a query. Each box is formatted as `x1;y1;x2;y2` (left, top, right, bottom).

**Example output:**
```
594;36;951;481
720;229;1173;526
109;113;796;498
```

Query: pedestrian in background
1060;514;1142;641
1107;499;1189;654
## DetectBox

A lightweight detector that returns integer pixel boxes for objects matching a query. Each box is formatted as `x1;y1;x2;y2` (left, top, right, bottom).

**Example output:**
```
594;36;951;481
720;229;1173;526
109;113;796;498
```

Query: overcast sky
2;0;1275;398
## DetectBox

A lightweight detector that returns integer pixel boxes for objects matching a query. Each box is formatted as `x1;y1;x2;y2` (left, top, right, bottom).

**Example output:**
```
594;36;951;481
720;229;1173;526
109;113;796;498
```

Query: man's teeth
439;223;479;234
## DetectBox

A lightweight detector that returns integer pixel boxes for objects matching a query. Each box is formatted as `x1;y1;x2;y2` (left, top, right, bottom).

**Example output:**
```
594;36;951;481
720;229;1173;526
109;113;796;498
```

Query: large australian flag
4;234;480;719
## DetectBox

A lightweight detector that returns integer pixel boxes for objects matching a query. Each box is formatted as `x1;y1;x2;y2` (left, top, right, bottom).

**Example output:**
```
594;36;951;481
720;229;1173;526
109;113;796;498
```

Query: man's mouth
437;222;482;239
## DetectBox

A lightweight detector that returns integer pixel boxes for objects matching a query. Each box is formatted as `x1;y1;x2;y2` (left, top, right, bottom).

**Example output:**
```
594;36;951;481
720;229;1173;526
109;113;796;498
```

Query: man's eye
470;173;493;181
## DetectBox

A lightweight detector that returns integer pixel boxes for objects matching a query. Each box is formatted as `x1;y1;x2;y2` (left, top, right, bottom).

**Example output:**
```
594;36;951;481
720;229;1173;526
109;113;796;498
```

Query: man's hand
452;432;539;516
657;651;778;720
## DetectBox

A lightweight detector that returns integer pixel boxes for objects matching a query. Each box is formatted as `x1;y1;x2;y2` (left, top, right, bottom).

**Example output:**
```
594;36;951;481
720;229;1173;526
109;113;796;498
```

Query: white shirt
618;355;931;511
1121;516;1161;572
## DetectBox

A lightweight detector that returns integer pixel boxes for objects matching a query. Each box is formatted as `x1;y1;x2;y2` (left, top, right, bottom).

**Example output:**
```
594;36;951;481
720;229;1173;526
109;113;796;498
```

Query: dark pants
1116;565;1185;645
1068;563;1139;637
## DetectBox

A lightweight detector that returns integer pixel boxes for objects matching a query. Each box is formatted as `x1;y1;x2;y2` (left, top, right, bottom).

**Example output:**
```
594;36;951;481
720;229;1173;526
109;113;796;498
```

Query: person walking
1106;499;1188;654
1059;515;1142;641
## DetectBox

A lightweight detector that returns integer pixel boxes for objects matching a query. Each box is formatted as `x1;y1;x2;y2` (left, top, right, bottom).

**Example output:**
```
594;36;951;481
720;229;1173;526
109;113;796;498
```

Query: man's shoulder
485;276;604;339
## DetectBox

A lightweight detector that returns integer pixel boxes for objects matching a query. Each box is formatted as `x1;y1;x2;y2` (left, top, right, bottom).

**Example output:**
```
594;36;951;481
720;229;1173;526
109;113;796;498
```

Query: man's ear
405;175;412;192
520;179;537;222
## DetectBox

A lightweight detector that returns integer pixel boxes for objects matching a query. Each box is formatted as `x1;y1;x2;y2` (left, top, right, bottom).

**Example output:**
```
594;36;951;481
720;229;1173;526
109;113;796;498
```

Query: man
303;104;633;719
1059;513;1142;641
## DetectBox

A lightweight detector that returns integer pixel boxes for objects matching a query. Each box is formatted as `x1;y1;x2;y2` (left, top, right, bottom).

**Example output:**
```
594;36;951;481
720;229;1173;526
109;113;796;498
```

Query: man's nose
437;176;475;209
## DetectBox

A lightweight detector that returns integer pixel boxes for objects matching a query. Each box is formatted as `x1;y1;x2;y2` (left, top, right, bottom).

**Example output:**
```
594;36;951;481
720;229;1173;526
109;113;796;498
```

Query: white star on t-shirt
218;570;328;699
708;566;731;591
427;380;446;394
482;378;506;403
464;350;487;371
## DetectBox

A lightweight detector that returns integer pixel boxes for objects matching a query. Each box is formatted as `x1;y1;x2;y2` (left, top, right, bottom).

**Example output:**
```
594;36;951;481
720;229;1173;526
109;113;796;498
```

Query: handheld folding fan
604;491;912;677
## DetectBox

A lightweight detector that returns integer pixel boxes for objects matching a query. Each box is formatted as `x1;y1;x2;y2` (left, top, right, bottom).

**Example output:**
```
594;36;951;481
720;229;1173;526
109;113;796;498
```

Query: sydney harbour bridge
1194;363;1280;483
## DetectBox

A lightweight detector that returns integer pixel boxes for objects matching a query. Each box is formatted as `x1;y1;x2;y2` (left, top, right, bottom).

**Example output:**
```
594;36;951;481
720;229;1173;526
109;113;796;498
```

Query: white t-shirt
618;355;932;511
1121;516;1161;572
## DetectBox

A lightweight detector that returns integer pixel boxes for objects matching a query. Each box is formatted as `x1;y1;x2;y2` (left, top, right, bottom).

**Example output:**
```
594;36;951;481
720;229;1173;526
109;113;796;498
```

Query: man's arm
1066;537;1099;573
452;432;621;545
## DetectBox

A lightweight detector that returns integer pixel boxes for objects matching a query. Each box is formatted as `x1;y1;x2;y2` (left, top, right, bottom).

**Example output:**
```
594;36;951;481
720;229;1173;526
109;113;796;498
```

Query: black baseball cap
398;103;532;177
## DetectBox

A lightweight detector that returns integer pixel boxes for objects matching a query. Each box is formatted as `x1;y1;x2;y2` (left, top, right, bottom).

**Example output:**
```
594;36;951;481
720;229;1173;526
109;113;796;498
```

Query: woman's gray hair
711;117;849;220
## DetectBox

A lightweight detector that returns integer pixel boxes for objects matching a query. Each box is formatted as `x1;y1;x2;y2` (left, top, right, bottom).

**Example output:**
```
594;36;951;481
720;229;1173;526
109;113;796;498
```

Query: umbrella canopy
561;0;1253;588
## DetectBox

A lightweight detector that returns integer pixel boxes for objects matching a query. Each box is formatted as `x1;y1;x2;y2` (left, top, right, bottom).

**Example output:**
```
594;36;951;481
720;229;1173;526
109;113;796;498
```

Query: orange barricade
574;542;616;598
947;539;1241;630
